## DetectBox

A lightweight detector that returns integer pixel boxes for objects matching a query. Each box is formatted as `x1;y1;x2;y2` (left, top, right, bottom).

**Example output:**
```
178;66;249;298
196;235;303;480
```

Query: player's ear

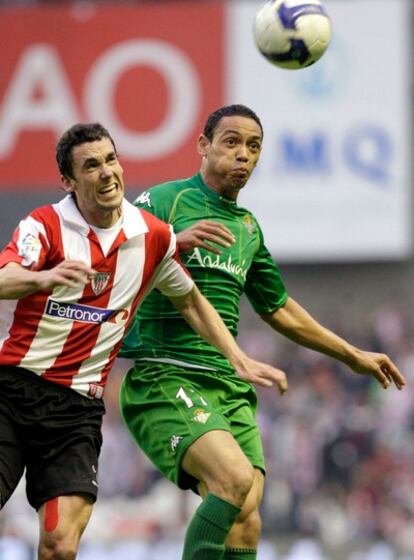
61;175;76;194
197;134;209;158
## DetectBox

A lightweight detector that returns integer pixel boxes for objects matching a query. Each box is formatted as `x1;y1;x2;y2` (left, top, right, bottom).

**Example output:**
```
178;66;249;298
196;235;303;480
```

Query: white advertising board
227;0;412;262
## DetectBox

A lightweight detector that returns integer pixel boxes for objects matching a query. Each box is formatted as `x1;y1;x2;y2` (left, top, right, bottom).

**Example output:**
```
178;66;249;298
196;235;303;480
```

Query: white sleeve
151;227;194;297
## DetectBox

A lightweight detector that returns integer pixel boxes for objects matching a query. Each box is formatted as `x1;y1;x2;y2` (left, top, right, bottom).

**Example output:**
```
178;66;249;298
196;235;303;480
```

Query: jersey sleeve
144;215;194;298
0;213;50;270
244;224;288;315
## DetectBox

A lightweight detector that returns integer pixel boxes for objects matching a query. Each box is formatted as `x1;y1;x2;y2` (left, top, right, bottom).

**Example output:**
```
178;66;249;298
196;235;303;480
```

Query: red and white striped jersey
0;195;193;398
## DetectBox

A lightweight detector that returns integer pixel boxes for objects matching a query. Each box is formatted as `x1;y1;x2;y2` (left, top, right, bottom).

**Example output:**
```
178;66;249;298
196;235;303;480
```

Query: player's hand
349;350;406;390
233;356;288;395
176;220;235;254
37;260;97;291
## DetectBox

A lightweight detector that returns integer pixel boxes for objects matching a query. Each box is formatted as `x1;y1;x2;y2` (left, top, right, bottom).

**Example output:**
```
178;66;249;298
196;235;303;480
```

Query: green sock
224;549;257;560
182;493;241;560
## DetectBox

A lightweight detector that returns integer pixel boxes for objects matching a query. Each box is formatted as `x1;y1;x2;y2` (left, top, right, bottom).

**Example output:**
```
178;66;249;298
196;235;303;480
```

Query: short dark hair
56;122;117;179
203;104;263;141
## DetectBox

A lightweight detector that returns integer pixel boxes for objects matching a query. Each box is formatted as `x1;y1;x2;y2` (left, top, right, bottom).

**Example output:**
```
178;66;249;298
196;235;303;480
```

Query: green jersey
120;172;288;374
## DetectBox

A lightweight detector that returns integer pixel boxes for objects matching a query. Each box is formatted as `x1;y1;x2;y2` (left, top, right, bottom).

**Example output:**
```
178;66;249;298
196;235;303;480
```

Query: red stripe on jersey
98;337;124;390
0;293;51;364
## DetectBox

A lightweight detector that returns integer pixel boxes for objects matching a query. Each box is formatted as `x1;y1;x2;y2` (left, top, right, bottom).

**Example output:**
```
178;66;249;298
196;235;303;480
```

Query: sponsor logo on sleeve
134;191;152;208
18;232;43;267
20;232;42;255
170;435;183;453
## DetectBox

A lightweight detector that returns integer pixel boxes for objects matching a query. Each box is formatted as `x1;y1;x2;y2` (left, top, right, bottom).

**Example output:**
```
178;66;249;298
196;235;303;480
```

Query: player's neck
77;202;123;229
200;169;239;202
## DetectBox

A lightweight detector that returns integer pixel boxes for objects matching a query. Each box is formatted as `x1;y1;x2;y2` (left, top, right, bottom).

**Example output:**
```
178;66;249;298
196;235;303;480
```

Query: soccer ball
253;0;332;70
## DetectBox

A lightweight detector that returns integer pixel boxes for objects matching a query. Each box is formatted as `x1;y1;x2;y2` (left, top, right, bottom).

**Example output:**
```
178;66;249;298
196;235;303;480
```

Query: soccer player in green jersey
119;104;405;560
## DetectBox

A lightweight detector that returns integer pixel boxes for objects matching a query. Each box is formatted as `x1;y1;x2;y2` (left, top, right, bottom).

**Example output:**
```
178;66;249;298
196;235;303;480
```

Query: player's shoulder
235;203;264;242
28;203;57;220
138;207;174;256
135;175;198;203
21;204;59;231
138;206;169;229
237;203;261;226
151;175;198;193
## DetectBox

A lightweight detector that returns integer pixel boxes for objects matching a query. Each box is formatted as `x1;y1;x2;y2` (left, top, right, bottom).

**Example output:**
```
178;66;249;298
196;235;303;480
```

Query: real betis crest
243;215;255;235
192;409;211;424
91;272;111;295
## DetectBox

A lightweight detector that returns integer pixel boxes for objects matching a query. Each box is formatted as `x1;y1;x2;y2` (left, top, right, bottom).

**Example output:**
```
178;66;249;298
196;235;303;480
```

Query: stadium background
0;0;413;558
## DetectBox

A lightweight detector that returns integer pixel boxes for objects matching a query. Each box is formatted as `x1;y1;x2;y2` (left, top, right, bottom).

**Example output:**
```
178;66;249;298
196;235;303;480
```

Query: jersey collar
56;195;148;240
195;172;238;206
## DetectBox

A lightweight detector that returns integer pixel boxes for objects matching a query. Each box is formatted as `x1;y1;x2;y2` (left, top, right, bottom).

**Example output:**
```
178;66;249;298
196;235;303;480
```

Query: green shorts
119;361;265;490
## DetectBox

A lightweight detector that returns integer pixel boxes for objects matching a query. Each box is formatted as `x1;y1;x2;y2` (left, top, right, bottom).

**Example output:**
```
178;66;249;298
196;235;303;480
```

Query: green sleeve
244;224;288;315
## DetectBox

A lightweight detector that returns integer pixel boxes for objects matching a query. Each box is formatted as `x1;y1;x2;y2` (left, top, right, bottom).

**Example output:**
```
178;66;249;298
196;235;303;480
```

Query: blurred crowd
238;299;414;553
1;299;414;558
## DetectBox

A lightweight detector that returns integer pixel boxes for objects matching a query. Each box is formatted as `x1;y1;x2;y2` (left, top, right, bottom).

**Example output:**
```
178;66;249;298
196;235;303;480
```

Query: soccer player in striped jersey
119;105;406;560
0;122;287;560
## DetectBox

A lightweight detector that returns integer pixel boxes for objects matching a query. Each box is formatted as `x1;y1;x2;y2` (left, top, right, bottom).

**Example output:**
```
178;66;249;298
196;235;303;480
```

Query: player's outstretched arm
0;261;97;299
261;296;406;391
169;285;287;394
176;220;235;255
343;349;405;390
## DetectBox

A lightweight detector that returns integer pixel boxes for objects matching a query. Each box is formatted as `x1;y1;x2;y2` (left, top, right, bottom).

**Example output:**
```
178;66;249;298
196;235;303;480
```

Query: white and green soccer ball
253;0;332;70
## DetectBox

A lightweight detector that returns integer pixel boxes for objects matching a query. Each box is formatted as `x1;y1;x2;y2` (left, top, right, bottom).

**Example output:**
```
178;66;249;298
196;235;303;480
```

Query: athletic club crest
91;272;111;295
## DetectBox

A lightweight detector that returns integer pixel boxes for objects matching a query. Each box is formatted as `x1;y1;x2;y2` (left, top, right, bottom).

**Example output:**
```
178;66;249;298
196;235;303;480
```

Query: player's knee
239;507;262;536
39;532;78;560
237;481;263;524
218;463;255;506
228;508;262;549
237;466;256;500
